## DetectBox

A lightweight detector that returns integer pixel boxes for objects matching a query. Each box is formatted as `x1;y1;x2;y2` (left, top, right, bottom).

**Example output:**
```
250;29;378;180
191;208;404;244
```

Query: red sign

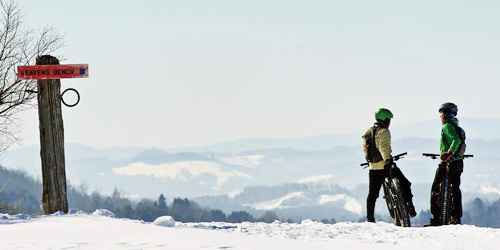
17;64;89;80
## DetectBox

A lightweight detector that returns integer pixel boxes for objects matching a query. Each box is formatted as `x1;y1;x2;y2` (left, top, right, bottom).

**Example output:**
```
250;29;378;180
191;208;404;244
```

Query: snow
112;161;251;188
297;175;337;185
1;214;500;250
246;192;311;210
319;194;363;215
153;216;176;227
0;213;31;224
92;209;115;217
244;192;363;215
50;211;66;216
221;154;265;168
479;184;500;195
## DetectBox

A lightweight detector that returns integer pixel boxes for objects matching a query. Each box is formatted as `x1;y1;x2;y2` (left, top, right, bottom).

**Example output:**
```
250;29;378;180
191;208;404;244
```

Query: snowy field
1;213;499;250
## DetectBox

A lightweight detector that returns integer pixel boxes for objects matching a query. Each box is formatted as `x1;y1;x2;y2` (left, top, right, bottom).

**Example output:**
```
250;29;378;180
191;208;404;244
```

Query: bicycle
422;153;474;225
361;152;411;227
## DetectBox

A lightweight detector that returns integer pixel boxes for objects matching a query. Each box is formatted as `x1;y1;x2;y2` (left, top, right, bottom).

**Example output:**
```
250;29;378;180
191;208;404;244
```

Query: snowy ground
1;214;499;250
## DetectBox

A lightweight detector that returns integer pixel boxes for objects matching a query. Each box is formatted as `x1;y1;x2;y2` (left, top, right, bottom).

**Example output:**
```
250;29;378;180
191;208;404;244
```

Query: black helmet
439;102;458;117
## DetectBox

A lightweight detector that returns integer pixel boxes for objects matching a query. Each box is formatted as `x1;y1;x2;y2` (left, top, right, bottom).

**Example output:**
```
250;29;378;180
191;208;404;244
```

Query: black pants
367;166;413;221
430;160;463;220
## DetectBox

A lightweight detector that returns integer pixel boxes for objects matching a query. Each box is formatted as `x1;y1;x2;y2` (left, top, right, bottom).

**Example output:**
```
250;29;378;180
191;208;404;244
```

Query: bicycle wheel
439;177;451;225
383;181;395;219
390;178;411;227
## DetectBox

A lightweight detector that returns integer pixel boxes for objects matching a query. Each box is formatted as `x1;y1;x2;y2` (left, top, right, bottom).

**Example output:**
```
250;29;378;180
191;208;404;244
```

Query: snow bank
0;215;499;250
92;209;115;217
50;211;66;216
152;216;176;227
181;221;238;230
0;213;31;224
236;220;500;247
68;209;87;215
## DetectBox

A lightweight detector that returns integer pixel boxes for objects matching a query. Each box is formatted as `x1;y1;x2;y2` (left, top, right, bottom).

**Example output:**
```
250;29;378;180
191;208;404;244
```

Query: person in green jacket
429;102;465;225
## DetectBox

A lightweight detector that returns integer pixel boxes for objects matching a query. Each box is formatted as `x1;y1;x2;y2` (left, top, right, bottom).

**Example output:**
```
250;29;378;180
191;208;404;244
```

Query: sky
13;0;500;149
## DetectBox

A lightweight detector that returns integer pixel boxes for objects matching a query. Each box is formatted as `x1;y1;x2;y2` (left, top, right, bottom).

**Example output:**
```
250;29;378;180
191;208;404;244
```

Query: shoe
407;201;417;218
408;206;417;218
450;217;461;225
424;218;440;227
367;217;376;223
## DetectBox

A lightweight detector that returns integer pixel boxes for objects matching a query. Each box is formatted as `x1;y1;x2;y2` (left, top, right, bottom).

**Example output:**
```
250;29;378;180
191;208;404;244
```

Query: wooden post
36;55;68;214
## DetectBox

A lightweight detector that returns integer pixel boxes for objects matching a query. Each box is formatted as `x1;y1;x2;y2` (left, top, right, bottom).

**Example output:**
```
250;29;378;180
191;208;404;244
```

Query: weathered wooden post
17;56;88;215
36;55;68;214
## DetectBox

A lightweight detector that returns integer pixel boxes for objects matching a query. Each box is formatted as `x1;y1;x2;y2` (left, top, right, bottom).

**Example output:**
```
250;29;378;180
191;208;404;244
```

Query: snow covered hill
194;180;364;221
1;213;499;250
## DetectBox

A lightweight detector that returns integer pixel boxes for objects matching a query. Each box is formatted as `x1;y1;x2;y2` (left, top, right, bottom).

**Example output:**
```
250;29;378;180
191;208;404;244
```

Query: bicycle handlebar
393;152;408;161
360;152;407;167
422;153;474;160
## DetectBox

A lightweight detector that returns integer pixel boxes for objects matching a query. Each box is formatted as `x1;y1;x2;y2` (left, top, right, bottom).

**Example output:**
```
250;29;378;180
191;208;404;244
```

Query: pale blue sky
14;0;500;148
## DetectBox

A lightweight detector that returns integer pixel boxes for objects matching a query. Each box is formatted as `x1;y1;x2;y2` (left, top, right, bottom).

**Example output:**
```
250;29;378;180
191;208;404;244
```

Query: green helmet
375;108;393;121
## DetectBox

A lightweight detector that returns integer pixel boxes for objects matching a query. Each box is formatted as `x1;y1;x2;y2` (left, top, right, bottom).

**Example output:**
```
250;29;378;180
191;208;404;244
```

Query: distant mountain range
0;118;499;219
175;117;500;152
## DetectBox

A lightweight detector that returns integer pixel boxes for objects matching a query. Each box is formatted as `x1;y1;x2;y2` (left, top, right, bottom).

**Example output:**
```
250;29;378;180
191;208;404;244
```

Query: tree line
0;166;283;223
69;187;281;223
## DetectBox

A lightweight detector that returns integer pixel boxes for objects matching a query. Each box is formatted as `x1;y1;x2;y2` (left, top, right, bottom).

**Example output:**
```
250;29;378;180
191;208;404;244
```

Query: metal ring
60;88;80;107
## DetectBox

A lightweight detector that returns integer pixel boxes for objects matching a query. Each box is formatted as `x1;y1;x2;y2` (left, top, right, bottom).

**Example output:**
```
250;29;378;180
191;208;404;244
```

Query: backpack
362;126;383;163
450;123;467;157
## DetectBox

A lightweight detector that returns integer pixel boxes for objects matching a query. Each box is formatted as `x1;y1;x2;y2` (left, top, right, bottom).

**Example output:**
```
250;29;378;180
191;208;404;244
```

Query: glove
438;162;447;171
440;152;453;162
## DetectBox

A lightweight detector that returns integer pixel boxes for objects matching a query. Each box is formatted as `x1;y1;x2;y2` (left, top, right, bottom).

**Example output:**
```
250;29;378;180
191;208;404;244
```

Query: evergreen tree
466;198;487;226
170;198;204;222
258;211;280;223
227;211;255;223
134;199;158;222
200;209;226;222
158;194;167;209
320;218;336;224
487;200;500;228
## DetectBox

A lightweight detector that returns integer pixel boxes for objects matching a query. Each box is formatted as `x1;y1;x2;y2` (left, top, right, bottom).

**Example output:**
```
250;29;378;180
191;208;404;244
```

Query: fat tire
391;178;411;227
439;178;451;225
383;181;395;219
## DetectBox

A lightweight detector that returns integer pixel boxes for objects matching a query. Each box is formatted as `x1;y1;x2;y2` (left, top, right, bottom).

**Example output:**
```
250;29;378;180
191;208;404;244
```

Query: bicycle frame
361;152;411;227
423;153;473;225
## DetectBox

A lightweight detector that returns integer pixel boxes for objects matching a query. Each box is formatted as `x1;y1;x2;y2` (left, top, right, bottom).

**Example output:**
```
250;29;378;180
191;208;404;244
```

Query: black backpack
450;123;467;157
362;126;383;163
